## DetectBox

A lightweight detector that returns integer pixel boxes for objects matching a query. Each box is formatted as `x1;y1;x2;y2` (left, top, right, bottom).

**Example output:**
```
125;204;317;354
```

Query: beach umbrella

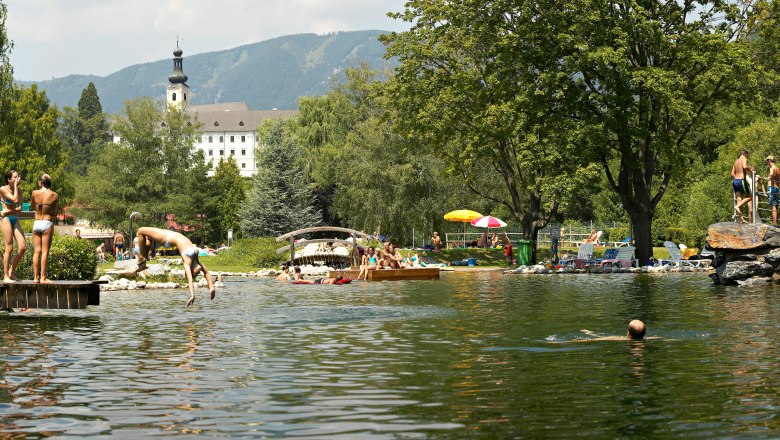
471;215;507;229
443;209;483;246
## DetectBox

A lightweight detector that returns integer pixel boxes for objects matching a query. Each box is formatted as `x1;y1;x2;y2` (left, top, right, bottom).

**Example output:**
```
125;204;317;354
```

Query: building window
242;162;246;169
172;92;177;101
220;150;224;156
230;136;235;142
241;135;245;142
219;136;223;143
208;136;213;143
230;150;235;156
208;150;213;156
241;149;246;156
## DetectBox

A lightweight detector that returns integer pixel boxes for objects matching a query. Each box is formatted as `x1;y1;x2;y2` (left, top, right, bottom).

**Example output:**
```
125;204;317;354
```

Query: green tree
382;3;585;260
241;119;321;237
0;84;67;197
208;157;245;243
76;97;201;231
298;66;487;244
516;0;757;263
0;2;12;130
78;82;103;121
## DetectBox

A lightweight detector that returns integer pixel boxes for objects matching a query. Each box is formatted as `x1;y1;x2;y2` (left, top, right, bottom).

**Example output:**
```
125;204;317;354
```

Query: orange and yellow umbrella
443;209;483;223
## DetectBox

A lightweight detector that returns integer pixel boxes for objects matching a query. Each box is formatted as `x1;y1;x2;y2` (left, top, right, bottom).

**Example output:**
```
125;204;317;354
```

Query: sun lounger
607;236;631;247
571;231;604;247
566;243;595;268
599;246;638;268
659;241;711;267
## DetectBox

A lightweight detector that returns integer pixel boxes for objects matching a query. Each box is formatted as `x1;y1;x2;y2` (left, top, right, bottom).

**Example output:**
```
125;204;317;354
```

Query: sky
4;0;410;81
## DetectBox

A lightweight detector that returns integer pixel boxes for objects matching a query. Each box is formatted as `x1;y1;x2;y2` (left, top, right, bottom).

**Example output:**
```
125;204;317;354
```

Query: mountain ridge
17;30;391;114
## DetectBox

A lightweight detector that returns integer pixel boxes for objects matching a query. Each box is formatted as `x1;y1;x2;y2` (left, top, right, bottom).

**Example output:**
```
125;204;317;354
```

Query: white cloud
4;0;408;80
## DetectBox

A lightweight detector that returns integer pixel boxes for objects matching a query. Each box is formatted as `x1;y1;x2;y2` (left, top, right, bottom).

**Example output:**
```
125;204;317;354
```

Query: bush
0;234;97;280
208;237;285;268
603;226;629;243
660;227;702;248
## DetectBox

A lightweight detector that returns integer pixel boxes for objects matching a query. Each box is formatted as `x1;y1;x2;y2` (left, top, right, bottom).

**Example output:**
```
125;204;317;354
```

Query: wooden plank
329;267;440;281
0;280;104;310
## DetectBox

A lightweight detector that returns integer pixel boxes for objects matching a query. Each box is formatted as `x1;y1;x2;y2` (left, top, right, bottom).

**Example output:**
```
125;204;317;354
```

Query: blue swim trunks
733;178;751;196
768;186;779;207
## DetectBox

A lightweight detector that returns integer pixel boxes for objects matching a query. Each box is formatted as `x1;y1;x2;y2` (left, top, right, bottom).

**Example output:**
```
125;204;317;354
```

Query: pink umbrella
471;215;507;228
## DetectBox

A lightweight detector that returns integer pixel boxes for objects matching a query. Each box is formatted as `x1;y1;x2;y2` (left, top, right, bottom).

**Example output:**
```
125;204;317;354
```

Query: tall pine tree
241;119;321;237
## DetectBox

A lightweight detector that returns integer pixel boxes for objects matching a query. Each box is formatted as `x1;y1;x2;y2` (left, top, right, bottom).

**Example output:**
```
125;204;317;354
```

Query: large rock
714;261;773;285
706;222;776;250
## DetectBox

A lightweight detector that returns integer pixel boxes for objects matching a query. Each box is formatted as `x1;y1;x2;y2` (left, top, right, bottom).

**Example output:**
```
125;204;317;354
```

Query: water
0;272;779;438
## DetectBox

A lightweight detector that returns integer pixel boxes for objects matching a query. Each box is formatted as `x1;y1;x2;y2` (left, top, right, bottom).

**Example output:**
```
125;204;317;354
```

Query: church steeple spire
166;40;190;111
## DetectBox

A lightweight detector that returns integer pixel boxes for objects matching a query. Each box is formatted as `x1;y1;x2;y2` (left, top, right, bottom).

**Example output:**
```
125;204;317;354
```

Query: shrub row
0;235;97;280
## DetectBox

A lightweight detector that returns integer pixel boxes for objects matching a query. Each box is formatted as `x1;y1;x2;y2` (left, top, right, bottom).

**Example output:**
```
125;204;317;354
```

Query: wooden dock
0;280;104;310
328;267;440;281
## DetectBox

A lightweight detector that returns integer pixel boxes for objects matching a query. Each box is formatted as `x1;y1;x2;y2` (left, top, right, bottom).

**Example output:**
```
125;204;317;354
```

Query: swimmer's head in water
627;319;646;340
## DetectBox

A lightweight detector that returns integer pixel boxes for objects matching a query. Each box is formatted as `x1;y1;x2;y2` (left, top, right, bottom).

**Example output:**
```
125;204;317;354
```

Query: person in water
135;227;215;306
276;266;293;282
732;148;754;223
296;275;344;284
0;170;25;282
31;174;58;283
577;320;648;341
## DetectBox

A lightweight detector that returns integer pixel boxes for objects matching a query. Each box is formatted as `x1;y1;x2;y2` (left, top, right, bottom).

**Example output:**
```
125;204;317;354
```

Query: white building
186;102;296;176
111;44;299;177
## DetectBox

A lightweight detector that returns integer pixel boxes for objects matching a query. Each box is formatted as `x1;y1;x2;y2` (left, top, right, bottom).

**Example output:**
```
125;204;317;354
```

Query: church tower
166;43;189;110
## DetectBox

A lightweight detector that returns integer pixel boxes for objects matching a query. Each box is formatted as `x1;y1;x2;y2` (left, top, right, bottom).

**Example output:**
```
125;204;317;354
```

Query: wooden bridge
0;280;104;310
276;227;371;267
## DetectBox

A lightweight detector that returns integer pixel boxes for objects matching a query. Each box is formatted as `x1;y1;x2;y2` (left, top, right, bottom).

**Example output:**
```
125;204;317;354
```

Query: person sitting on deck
490;232;499;248
358;247;379;280
31;174;59;284
135;227;215;307
387;244;403;269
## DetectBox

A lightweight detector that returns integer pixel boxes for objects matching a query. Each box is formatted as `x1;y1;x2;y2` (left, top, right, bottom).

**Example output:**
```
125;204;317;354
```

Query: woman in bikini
357;247;378;280
135;226;215;307
31;174;58;283
0;170;25;282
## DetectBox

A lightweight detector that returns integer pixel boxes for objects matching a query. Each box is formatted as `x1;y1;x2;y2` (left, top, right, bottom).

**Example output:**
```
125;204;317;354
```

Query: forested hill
17;30;390;114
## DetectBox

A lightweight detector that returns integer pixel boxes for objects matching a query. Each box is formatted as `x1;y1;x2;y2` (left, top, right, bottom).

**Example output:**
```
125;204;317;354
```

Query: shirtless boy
135;227;215;306
732;149;753;223
764;155;780;225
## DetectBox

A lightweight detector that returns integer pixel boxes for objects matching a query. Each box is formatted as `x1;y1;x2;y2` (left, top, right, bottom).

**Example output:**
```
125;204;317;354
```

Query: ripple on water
0;275;778;437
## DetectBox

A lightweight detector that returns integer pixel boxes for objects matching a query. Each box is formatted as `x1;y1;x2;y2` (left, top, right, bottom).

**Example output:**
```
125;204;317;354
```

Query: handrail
276;226;372;242
275;238;368;255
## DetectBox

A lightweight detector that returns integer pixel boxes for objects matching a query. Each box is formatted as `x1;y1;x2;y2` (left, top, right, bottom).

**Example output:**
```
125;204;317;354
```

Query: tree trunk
627;207;653;265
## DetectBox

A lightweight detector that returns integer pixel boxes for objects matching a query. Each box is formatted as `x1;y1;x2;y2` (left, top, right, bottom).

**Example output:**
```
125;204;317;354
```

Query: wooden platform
0;280;104;310
328;267;440;281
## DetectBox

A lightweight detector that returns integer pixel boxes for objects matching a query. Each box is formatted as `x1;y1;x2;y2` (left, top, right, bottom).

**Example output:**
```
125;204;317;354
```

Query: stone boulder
714;261;773;285
706;222;778;250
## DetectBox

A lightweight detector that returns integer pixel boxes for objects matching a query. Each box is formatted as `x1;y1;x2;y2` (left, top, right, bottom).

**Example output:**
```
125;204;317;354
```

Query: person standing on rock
135;227;215;307
763;155;780;225
732;149;754;223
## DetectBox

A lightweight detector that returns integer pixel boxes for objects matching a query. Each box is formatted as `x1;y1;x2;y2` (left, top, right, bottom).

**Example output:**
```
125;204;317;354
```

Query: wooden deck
329;267;440;281
0;280;104;310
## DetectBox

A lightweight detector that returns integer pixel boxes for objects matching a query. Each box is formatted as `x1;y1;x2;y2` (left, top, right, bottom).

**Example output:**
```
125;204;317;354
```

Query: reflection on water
0;273;778;437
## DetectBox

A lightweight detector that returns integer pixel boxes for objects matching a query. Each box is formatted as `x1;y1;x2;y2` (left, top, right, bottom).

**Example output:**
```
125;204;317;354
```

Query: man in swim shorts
135;227;215;307
113;231;125;261
764;155;780;225
732;149;753;223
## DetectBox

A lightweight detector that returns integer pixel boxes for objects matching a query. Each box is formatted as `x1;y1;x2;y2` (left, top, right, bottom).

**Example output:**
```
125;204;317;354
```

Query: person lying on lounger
135;227;215;307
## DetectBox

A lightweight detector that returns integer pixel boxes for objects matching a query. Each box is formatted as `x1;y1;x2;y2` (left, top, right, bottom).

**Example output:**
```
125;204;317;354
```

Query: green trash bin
516;240;532;266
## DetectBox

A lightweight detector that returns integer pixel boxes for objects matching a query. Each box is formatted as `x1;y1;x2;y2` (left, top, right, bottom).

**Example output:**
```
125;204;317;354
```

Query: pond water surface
0;272;779;438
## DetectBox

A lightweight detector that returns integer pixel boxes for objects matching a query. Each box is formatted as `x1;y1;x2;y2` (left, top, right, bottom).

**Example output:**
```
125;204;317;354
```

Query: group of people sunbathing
357;242;421;280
